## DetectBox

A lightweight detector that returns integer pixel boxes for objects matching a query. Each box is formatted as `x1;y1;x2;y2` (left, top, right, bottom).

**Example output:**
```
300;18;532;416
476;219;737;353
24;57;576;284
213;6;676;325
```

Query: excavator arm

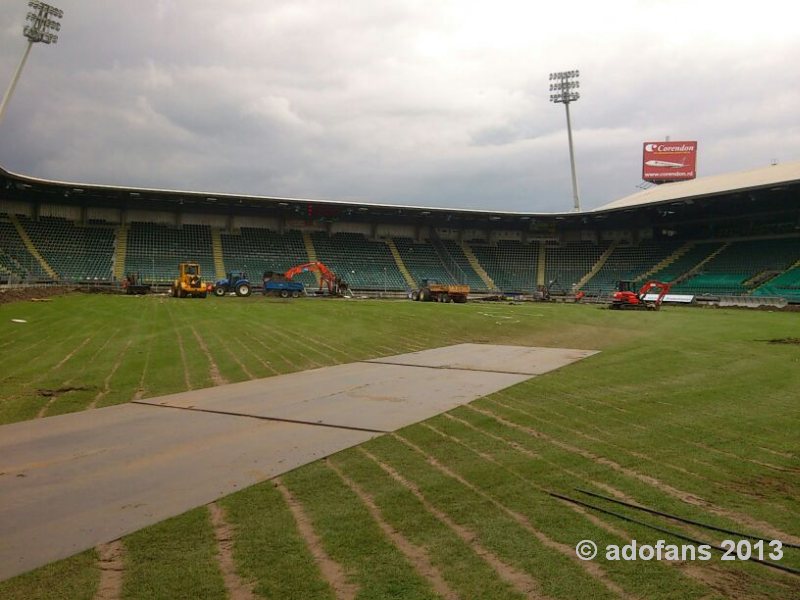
283;261;340;294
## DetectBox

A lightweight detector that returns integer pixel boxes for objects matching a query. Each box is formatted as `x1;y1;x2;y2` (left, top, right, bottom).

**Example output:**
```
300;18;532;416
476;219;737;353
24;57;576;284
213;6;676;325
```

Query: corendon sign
642;141;697;182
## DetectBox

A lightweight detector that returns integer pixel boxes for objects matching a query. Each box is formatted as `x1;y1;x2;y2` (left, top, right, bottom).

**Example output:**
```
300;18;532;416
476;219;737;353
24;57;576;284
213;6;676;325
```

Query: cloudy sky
1;1;798;212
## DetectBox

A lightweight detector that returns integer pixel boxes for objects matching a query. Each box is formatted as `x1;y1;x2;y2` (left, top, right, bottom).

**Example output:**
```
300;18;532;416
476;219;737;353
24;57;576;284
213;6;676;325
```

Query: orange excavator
283;261;349;296
611;280;671;310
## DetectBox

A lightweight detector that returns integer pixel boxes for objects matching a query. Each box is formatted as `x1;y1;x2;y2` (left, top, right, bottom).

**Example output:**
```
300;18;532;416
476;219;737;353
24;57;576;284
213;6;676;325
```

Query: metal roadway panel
0;344;597;580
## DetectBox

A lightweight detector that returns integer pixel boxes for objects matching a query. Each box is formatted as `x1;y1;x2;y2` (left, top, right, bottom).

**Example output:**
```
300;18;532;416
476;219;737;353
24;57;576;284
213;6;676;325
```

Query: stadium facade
1;161;799;301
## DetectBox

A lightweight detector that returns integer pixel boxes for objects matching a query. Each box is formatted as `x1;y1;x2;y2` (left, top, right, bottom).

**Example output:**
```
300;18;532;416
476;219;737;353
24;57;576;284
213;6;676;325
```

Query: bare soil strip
255;325;326;367
53;336;93;371
358;447;549;599
93;540;124;600
90;340;132;409
207;502;256;600
394;433;637;600
443;413;540;458
208;329;255;380
326;459;460;600
275;478;358;600
470;405;800;546
191;326;227;386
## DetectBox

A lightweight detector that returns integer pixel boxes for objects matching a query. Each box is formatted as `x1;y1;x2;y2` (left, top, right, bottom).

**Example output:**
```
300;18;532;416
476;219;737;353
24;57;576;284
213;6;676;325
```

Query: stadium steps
675;242;730;284
9;214;58;280
577;240;618;290
385;238;416;288
460;242;497;291
113;224;128;281
537;241;546;286
302;231;322;286
635;241;692;282
211;229;226;280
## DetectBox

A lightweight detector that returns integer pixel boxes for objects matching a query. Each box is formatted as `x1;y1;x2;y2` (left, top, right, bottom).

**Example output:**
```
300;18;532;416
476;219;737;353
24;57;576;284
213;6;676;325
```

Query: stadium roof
596;161;800;212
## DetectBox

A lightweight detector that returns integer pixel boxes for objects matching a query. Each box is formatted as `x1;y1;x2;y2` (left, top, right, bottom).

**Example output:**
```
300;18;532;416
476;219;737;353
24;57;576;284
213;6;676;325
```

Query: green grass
1;294;799;598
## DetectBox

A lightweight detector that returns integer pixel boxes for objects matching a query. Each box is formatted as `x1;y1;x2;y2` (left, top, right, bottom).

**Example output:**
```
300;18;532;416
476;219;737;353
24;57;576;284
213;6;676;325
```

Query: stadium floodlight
549;69;581;212
0;1;64;125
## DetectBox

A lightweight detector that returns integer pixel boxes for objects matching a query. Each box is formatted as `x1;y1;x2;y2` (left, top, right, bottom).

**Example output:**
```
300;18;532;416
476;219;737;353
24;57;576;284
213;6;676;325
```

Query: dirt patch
765;337;800;345
37;386;91;397
326;459;459;600
0;285;76;305
207;502;256;600
275;478;358;600
93;540;124;600
358;447;547;599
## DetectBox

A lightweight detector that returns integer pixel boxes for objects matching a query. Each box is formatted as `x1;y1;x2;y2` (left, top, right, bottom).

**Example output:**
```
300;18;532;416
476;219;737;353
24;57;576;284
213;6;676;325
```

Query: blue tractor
213;271;252;297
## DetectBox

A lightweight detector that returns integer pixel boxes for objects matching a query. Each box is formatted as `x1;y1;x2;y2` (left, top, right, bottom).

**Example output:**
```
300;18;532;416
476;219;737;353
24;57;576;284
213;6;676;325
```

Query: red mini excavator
283;261;349;296
611;280;671;310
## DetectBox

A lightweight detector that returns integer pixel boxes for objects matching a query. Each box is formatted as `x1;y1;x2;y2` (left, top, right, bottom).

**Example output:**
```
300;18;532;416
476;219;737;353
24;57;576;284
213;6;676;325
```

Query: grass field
1;293;798;599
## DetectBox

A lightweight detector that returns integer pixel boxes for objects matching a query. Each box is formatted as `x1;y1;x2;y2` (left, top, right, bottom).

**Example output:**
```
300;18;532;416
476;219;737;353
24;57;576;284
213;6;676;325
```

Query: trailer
411;279;469;303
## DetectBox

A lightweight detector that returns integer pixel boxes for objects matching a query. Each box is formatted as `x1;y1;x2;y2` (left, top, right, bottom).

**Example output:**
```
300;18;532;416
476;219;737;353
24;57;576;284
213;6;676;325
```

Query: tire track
207;502;256;600
469;405;800;545
393;433;635;600
190;326;227;386
275;479;358;600
93;540;124;600
326;459;459;600
89;340;132;409
358;448;548;599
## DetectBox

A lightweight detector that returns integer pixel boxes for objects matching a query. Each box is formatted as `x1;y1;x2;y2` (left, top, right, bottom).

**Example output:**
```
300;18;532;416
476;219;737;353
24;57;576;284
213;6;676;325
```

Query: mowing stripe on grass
275;478;358;600
207;502;256;600
121;507;226;600
364;435;615;600
282;463;443;600
93;540;124;600
326;459;460;600
190;325;227;386
422;417;725;598
357;447;546;599
471;403;800;546
393;432;636;600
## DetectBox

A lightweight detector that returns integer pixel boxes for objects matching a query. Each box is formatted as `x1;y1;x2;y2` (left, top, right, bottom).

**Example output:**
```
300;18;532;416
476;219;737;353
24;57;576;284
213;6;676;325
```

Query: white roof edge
0;164;577;218
595;161;800;212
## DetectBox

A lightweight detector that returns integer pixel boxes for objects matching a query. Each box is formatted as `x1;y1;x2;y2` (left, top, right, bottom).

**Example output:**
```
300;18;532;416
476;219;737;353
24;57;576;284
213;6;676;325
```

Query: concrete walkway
0;344;596;580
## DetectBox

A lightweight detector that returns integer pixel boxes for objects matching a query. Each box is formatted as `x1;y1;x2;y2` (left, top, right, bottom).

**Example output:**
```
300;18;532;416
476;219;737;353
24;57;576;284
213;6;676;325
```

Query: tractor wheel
411;290;419;301
236;283;251;297
419;289;428;302
291;290;300;298
441;293;450;303
280;289;289;298
214;286;226;297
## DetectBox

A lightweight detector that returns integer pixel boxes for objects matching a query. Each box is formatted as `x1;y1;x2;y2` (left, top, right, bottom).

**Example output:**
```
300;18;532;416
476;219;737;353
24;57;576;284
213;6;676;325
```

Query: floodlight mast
0;1;63;126
549;70;581;212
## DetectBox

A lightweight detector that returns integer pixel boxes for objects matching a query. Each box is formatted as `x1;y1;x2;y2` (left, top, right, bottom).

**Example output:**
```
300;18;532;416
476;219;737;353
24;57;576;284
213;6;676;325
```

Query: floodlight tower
549;70;581;212
0;1;64;125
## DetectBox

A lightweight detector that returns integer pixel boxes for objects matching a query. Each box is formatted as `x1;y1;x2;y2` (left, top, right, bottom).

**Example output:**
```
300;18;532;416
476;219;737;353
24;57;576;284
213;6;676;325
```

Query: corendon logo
644;143;696;153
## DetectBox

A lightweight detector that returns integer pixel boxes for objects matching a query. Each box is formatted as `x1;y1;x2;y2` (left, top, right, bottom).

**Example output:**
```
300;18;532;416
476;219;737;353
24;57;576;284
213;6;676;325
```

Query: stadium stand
468;240;539;293
754;266;800;301
545;241;607;294
17;216;115;282
220;227;316;287
0;213;48;281
581;240;682;295
438;239;490;291
125;222;215;284
393;237;457;287
645;241;724;284
672;237;800;295
311;232;405;290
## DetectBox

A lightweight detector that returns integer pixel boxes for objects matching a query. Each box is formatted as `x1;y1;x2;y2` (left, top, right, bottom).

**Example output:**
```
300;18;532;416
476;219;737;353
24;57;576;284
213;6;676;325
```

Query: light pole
549;70;581;212
0;1;64;126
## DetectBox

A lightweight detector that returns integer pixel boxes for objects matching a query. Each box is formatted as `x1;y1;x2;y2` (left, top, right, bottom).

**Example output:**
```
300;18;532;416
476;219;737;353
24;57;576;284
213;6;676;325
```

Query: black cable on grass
549;492;800;577
575;488;800;550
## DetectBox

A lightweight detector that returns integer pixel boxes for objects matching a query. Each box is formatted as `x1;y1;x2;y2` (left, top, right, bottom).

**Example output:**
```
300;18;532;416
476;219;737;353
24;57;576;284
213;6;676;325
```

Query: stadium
1;3;800;600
